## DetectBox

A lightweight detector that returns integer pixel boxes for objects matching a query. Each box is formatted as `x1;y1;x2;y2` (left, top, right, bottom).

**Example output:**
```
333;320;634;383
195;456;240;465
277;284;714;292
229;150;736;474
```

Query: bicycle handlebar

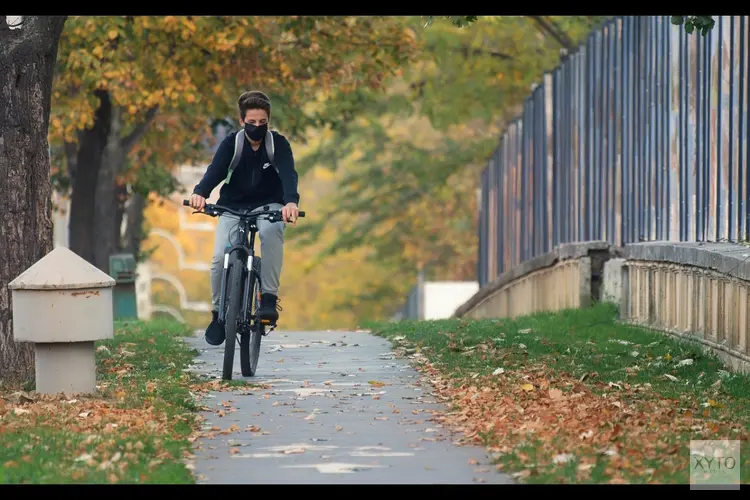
182;199;305;221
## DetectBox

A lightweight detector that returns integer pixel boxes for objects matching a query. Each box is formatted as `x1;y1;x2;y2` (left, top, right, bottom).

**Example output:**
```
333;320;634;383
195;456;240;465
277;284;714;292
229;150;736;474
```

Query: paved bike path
185;330;513;484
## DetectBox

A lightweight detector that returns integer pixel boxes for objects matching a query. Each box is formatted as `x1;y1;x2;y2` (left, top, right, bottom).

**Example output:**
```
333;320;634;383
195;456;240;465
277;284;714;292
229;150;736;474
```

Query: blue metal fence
478;16;750;286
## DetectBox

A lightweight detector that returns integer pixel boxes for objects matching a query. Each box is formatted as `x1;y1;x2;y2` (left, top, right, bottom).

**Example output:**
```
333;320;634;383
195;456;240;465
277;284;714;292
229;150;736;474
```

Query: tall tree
50;16;418;273
0;15;67;381
292;16;606;318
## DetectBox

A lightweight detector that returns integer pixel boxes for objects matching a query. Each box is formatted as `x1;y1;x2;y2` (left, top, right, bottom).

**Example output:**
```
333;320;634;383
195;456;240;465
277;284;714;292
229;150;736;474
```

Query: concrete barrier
455;240;750;373
455;241;616;319
621;242;750;374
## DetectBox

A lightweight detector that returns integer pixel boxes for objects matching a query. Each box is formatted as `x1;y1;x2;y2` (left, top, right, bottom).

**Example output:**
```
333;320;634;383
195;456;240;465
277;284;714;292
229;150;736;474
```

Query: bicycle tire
222;253;244;381
240;257;263;377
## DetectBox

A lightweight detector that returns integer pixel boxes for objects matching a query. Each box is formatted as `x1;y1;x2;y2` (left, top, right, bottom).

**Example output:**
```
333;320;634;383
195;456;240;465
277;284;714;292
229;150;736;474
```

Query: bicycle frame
182;200;305;332
217;216;260;331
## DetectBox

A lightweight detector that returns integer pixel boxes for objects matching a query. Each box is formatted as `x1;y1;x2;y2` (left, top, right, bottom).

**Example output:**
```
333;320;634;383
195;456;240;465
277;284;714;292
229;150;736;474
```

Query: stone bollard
8;247;116;395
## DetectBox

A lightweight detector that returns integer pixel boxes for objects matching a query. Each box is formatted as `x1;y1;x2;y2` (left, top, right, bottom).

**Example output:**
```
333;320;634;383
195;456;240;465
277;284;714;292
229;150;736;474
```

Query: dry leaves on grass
412;359;747;483
0;390;177;437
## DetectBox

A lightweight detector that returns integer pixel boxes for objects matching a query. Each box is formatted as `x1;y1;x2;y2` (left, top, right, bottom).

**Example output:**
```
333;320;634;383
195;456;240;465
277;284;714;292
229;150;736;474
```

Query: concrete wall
455;241;615;320
620;242;750;374
455;239;750;374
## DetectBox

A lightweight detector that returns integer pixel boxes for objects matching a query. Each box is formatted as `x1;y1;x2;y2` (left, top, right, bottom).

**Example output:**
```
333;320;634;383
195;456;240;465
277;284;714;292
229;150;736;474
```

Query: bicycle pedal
263;324;277;336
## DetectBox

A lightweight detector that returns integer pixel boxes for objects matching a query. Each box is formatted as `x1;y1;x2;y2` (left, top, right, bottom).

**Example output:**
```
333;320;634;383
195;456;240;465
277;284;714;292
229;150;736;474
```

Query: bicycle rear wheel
222;253;244;380
240;257;263;377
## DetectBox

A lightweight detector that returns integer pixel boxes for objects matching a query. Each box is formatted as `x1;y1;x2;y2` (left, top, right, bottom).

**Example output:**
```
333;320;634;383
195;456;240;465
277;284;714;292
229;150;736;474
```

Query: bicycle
183;200;305;380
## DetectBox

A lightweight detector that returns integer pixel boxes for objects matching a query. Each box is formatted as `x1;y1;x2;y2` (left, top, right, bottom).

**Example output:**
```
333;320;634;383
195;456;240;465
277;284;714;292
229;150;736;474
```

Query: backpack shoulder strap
225;131;245;184
265;130;279;174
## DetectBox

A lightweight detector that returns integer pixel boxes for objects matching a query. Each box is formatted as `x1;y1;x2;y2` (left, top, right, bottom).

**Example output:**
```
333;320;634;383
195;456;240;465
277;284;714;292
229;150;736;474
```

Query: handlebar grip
183;200;190;206
299;211;305;217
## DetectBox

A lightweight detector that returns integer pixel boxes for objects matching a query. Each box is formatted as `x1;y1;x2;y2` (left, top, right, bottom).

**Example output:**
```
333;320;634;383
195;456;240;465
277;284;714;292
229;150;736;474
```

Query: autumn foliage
49;15;419;272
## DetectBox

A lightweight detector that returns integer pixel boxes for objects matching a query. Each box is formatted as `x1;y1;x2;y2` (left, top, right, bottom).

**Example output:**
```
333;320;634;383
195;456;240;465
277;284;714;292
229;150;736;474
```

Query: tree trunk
0;16;67;382
92;107;126;274
123;192;146;258
68;99;158;273
114;182;128;251
68;90;111;264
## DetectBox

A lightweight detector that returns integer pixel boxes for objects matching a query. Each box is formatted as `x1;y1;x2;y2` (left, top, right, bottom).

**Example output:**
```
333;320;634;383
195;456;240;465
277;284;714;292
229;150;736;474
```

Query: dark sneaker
258;293;281;324
205;310;225;346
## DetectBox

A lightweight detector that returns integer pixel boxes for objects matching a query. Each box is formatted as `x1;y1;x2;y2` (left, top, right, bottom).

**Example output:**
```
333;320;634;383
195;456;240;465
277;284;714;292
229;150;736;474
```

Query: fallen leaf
369;380;386;387
4;461;18;468
468;458;479;465
13;408;30;415
548;388;563;400
664;374;679;382
230;448;241;455
375;417;389;421
553;453;575;464
492;368;505;376
282;448;305;455
518;328;532;334
521;384;535;392
513;470;532;479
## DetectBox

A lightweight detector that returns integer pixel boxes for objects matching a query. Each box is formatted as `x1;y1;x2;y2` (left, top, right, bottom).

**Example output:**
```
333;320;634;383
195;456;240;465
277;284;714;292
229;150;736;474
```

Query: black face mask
244;122;267;141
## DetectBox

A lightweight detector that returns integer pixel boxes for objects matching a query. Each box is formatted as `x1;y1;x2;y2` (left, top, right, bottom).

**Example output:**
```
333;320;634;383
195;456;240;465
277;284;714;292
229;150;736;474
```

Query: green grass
368;303;750;484
0;318;201;484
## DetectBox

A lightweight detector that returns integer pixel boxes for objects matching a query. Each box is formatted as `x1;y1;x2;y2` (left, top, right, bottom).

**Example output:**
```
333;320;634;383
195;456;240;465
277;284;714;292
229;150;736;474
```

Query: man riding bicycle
189;90;300;346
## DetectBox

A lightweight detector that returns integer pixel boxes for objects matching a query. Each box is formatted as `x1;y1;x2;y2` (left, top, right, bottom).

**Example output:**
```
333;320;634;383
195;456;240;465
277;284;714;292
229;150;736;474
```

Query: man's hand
189;193;206;211
282;202;299;226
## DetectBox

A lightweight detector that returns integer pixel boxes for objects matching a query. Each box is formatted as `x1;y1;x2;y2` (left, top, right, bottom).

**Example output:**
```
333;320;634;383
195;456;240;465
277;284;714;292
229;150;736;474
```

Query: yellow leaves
92;46;104;59
180;18;197;32
128;105;138;115
185;93;196;104
280;62;293;80
108;30;119;40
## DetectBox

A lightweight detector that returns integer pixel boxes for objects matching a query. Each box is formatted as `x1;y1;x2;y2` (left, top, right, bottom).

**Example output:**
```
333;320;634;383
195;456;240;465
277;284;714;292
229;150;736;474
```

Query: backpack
224;129;278;184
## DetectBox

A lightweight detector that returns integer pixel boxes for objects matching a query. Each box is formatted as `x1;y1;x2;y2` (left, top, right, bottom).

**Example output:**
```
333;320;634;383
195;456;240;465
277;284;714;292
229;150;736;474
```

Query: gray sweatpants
210;203;285;311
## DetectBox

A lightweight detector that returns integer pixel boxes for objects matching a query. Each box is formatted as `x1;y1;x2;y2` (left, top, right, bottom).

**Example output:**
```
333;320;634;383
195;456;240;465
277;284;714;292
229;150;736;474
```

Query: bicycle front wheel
222;253;244;381
240;257;263;377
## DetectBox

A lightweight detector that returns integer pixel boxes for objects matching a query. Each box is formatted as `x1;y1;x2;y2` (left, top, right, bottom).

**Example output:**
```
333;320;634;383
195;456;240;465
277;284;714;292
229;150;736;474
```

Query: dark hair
238;91;271;120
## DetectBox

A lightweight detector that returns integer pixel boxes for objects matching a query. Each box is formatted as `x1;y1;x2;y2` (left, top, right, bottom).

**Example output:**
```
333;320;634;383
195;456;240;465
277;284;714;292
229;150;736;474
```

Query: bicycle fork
217;250;231;324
